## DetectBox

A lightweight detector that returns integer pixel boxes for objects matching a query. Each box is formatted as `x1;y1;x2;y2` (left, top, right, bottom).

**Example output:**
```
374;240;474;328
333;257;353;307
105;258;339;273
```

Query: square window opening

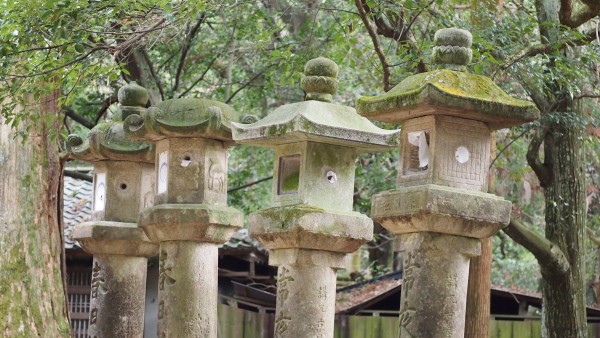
278;154;301;195
404;130;430;175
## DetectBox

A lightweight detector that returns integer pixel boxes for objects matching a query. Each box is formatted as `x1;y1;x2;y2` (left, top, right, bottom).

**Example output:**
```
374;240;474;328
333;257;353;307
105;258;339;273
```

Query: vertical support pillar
270;249;344;338
396;233;480;338
158;242;218;337
89;255;148;338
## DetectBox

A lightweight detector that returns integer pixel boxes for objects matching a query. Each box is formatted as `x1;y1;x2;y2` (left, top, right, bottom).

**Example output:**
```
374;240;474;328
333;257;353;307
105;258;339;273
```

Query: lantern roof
123;96;241;143
356;28;539;130
67;82;154;163
232;57;399;152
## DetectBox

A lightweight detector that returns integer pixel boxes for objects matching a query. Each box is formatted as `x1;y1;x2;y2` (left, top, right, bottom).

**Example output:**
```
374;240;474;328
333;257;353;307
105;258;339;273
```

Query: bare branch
225;65;273;104
228;176;272;193
63;107;95;129
172;15;206;95
93;95;119;125
503;218;570;276
526;124;553;187
178;54;220;98
355;0;391;91
64;170;93;183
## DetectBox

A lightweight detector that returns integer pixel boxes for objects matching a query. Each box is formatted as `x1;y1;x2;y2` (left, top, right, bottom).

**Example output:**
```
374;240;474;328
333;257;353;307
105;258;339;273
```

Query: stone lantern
68;82;158;338
356;28;539;337
232;57;399;338
122;94;243;337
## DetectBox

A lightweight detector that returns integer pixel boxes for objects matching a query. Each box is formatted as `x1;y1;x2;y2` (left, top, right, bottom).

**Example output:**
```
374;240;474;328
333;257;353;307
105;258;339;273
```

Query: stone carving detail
90;308;98;325
208;158;225;193
278;266;294;301
159;249;176;290
91;261;107;298
274;312;292;337
398;251;420;338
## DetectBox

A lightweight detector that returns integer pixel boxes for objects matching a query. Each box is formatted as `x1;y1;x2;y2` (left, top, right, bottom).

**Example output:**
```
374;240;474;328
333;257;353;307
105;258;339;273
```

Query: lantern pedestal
395;233;480;338
73;222;157;338
139;204;242;338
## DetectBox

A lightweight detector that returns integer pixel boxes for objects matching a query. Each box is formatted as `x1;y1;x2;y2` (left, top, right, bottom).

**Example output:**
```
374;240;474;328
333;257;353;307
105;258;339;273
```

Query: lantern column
123;96;244;337
233;57;399;338
69;82;158;338
357;28;540;338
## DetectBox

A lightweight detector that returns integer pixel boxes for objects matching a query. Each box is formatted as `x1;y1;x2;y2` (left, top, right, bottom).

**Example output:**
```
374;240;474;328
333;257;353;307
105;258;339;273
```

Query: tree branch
225;66;272;104
172;15;206;95
228;176;272;193
526;124;553;187
355;0;391;91
64;170;93;182
93;95;119;125
63;107;95;129
503;218;570;276
178;54;220;98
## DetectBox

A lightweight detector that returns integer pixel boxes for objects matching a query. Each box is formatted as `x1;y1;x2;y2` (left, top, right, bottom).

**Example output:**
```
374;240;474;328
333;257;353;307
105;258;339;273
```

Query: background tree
1;0;599;337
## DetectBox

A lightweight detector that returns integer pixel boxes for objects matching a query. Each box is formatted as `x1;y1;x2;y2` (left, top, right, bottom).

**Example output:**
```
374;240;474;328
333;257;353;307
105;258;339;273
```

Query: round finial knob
301;57;339;102
432;28;472;71
118;81;149;107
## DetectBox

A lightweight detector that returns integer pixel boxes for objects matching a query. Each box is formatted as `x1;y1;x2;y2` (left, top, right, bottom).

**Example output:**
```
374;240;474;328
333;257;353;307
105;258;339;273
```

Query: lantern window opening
278;154;301;195
404;130;430;175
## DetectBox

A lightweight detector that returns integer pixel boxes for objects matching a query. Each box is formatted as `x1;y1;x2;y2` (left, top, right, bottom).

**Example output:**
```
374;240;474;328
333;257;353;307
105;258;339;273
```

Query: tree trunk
533;1;588;336
0;91;70;336
540;118;587;337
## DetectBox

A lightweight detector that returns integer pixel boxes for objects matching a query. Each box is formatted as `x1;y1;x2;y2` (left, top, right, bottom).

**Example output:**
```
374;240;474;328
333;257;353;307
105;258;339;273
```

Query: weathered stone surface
139;203;243;243
123;97;240;142
396;232;480;338
250;205;372;252
271;258;338;338
90;161;155;222
73;221;158;257
232;57;398;152
432;28;473;71
153;138;229;205
157;241;218;338
394;115;492;192
88;255;148;338
371;184;511;238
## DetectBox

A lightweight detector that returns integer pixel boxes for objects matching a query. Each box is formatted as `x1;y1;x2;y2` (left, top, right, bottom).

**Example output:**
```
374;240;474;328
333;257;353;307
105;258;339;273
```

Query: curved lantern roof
356;28;539;130
232;57;399;152
67;82;154;163
123;97;241;142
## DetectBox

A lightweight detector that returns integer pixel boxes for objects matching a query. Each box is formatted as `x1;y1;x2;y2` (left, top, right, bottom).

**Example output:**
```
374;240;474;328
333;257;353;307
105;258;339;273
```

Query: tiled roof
63;176;93;249
63;175;264;253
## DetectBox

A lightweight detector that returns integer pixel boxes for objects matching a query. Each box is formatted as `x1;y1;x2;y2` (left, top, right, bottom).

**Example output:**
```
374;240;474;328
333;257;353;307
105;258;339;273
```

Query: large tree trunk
0;92;70;337
540;117;587;337
534;2;588;336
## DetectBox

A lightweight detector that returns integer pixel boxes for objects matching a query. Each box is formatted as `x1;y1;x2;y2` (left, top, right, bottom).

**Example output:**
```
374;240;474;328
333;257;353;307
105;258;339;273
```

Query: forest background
0;0;599;337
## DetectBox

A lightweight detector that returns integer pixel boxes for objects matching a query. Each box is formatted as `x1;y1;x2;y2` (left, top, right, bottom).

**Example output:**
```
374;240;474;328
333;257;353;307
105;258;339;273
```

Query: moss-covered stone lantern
68;82;158;338
122;93;243;338
356;28;539;338
233;57;399;338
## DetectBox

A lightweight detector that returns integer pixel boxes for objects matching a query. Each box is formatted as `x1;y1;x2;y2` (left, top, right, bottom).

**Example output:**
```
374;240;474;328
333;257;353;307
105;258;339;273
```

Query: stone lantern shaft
233;57;399;338
68;82;158;338
124;95;243;338
357;28;539;338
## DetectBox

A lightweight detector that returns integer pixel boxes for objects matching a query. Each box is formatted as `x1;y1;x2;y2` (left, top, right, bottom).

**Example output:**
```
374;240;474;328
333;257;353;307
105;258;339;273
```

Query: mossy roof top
357;69;539;129
232;100;399;152
123;98;241;142
69;121;154;163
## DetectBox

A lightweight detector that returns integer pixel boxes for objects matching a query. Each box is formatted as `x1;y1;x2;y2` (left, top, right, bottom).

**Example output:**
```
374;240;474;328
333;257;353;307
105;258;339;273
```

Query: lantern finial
301;57;339;102
432;28;472;71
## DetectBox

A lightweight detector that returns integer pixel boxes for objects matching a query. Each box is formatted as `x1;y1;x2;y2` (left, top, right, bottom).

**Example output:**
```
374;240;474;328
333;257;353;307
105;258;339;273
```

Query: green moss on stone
257;204;325;222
